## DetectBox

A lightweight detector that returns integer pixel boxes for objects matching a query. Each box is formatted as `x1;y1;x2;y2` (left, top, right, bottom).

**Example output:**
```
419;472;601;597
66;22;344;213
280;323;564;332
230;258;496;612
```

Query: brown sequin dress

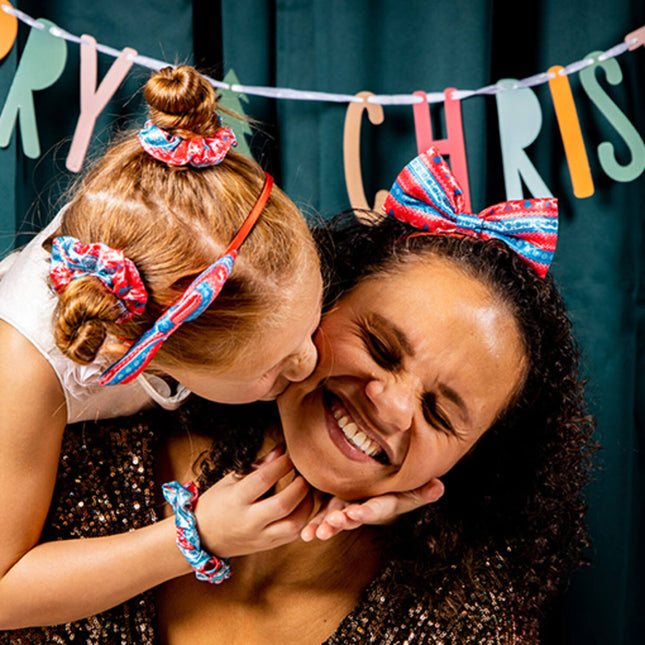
0;414;538;644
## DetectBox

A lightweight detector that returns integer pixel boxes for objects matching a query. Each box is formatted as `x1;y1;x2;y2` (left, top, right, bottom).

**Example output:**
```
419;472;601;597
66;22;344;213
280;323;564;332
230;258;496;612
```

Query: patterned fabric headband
99;172;274;386
138;120;237;167
383;147;558;278
49;237;148;323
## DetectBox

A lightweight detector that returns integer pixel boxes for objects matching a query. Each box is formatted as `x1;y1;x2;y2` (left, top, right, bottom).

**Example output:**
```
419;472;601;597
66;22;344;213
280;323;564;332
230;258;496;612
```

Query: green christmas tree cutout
218;69;253;160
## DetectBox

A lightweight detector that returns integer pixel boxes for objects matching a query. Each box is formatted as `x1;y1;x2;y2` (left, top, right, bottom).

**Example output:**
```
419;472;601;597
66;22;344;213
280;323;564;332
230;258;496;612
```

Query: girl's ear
99;338;133;361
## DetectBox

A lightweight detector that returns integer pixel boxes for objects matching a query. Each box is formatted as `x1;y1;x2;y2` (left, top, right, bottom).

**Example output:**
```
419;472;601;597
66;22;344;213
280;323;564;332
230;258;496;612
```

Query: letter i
547;66;594;198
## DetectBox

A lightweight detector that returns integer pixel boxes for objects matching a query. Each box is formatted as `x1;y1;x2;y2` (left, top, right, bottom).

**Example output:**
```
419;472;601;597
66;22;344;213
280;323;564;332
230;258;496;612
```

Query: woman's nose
365;377;416;433
282;338;318;382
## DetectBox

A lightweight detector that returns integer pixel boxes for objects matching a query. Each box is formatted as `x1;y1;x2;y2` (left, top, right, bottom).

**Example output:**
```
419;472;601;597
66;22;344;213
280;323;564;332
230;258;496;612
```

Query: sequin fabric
0;414;160;645
325;558;538;644
0;413;538;644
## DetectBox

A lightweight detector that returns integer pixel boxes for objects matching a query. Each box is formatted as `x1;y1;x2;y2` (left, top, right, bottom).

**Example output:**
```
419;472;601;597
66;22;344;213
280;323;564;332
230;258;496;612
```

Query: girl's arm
0;323;309;628
300;479;445;541
0;328;189;624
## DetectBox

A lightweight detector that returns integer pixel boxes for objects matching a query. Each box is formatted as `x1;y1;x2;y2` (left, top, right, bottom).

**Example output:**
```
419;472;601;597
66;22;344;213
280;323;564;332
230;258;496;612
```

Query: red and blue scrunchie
162;480;232;584
49;236;148;323
138;121;237;168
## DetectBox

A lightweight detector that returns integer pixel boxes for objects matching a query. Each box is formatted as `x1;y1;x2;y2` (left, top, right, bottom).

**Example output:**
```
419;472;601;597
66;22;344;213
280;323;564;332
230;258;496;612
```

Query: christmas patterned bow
383;147;558;278
99;253;235;385
50;236;148;323
99;172;274;386
138;121;237;167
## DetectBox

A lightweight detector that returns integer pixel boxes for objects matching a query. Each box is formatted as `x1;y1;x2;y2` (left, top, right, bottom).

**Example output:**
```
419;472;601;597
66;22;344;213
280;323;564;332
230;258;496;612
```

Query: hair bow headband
99;172;274;386
49;237;148;323
138;121;237;167
383;147;558;278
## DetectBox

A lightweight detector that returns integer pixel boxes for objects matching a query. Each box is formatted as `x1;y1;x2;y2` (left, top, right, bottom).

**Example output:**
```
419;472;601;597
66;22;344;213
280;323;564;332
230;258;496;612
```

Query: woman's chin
292;457;377;501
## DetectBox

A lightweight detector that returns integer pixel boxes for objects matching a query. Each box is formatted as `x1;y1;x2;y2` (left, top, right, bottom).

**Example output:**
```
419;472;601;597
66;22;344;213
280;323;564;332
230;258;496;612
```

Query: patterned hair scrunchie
49;236;148;323
138;121;237;167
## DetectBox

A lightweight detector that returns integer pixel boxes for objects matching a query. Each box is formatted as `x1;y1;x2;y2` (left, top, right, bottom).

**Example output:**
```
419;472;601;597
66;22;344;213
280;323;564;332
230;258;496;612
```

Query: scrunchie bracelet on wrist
162;480;232;584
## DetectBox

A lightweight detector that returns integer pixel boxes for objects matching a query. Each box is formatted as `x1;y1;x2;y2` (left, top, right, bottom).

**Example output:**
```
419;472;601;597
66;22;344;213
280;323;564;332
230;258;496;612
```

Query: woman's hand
300;478;445;541
193;446;313;558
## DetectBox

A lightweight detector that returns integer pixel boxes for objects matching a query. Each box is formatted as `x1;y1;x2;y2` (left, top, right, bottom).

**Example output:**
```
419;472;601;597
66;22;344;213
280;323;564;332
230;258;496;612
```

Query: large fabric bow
50;236;148;323
382;147;558;278
100;172;274;386
138;121;237;168
99;253;235;385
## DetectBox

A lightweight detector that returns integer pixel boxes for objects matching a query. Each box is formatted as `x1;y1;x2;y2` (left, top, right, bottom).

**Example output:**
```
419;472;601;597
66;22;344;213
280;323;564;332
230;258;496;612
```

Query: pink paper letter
66;35;136;172
625;26;645;50
412;88;471;211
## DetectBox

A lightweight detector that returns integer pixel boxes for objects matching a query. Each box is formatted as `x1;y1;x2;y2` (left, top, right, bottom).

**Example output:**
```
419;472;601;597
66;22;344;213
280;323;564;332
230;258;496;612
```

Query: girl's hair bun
143;65;219;137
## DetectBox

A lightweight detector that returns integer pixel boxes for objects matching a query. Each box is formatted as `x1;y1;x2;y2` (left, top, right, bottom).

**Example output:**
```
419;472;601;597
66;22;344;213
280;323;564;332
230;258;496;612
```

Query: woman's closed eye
361;329;402;370
422;393;455;434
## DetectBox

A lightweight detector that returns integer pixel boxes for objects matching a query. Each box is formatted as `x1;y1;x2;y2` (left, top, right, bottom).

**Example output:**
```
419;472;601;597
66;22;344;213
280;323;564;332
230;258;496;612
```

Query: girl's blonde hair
52;65;318;371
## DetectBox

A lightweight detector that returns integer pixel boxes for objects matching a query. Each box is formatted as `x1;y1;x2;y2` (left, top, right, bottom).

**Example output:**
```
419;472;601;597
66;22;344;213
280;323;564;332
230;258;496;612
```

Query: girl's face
163;265;323;404
278;255;528;500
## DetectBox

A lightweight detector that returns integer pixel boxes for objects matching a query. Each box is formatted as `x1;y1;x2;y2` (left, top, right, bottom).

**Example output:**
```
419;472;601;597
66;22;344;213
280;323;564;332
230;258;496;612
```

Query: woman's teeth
332;404;383;458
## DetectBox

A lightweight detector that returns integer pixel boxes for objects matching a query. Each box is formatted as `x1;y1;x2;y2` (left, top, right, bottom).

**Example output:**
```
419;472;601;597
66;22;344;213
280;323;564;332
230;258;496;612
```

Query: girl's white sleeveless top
0;212;190;423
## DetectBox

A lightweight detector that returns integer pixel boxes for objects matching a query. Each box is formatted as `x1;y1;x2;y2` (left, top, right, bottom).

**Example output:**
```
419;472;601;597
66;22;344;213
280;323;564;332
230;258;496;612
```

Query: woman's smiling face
278;255;528;500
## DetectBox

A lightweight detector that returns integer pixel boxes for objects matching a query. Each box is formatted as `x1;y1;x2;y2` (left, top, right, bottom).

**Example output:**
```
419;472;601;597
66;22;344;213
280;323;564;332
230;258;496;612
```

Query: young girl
0;64;326;627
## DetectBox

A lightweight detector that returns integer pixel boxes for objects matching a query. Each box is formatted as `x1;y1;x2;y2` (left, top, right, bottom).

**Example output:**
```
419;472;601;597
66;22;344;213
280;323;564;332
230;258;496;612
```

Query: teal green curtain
219;2;644;644
0;1;643;643
0;0;194;254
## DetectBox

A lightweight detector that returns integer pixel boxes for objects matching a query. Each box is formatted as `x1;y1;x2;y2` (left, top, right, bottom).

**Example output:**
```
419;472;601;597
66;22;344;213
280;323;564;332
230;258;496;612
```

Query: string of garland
0;3;641;106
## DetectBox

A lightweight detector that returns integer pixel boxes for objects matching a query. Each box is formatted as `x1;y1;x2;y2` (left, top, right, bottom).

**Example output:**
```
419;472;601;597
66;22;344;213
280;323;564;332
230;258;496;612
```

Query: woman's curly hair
191;211;597;630
315;213;598;621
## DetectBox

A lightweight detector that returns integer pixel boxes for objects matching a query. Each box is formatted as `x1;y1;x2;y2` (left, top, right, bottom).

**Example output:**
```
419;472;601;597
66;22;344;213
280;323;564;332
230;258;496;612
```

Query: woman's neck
156;425;386;644
232;518;384;600
156;521;384;645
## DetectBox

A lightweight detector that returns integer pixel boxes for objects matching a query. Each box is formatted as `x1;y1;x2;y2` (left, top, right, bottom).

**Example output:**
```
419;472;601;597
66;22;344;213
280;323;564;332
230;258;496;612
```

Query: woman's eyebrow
370;313;415;357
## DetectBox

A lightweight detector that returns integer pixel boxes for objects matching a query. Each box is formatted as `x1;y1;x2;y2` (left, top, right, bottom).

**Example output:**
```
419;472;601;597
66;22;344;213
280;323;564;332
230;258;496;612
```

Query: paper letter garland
0;17;66;159
0;3;642;206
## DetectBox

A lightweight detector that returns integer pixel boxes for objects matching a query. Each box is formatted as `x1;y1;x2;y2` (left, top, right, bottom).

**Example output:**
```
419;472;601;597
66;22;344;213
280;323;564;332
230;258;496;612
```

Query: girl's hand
300;478;445;542
192;446;313;558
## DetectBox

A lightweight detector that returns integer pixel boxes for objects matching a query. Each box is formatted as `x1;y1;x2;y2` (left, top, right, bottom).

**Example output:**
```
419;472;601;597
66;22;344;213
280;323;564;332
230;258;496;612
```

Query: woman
1;150;595;643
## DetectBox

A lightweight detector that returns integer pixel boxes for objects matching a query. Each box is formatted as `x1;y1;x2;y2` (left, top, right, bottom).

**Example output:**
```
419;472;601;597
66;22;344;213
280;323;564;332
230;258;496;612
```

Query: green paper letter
0;19;67;159
580;51;645;183
495;79;553;199
218;69;254;160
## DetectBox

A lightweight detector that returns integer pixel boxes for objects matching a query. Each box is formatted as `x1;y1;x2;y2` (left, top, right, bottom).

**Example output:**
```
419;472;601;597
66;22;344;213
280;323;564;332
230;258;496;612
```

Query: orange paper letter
0;0;17;60
548;66;594;198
